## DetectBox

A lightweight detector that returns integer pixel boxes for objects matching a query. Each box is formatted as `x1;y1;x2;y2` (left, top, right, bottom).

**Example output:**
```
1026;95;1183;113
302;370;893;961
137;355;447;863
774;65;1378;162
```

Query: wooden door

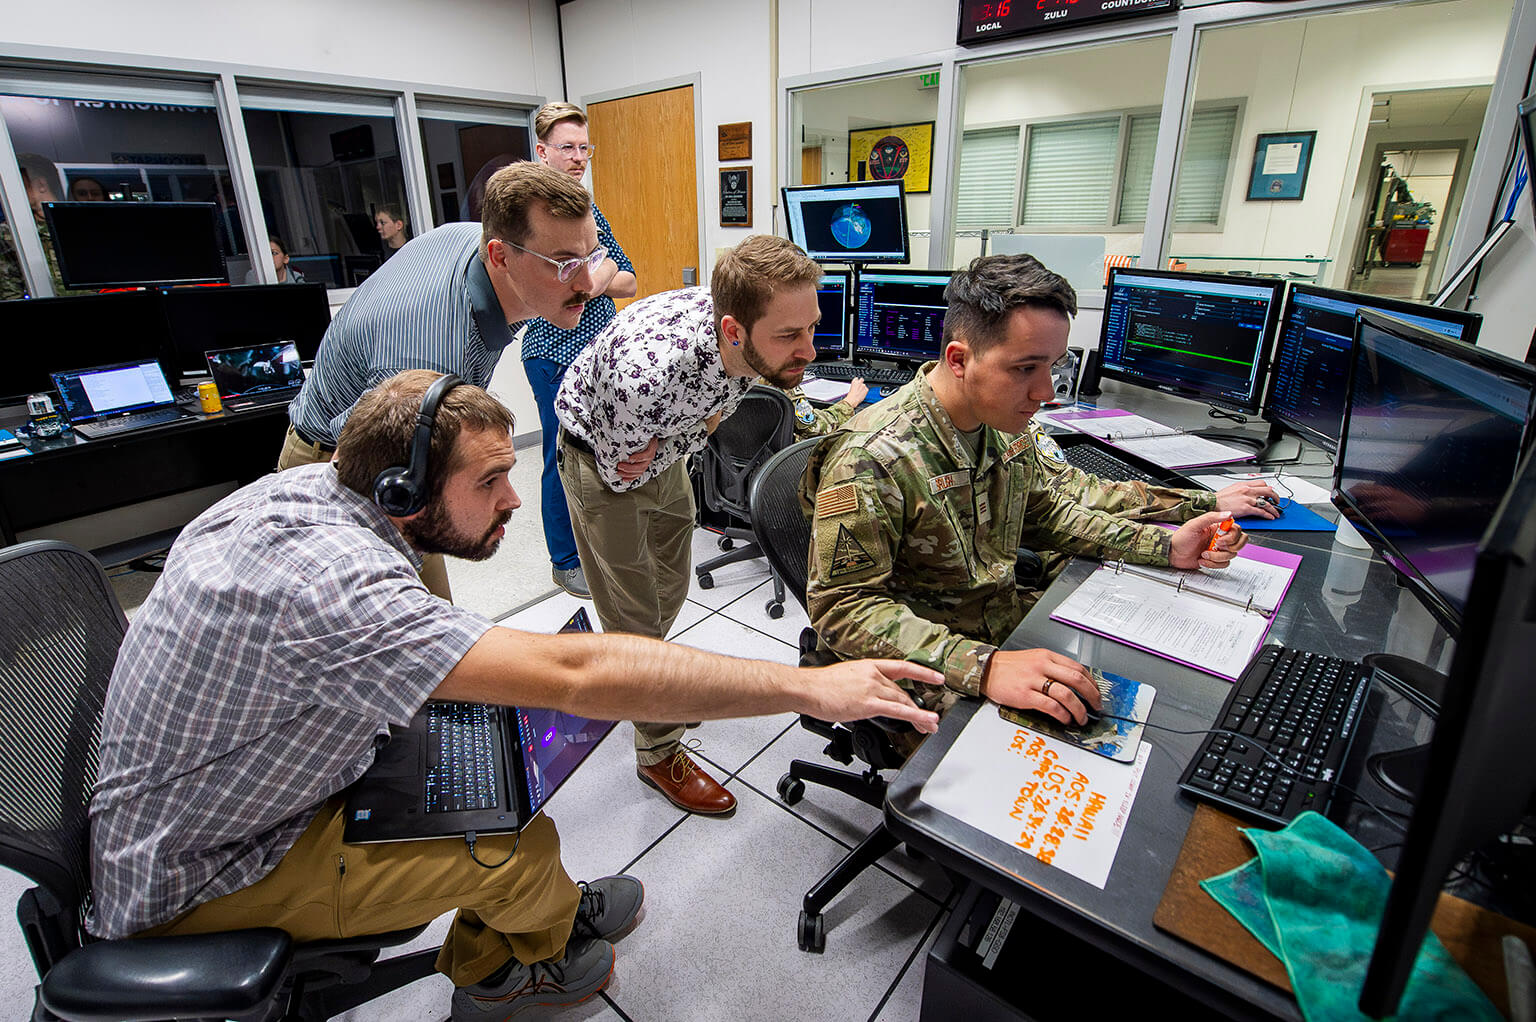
587;85;698;307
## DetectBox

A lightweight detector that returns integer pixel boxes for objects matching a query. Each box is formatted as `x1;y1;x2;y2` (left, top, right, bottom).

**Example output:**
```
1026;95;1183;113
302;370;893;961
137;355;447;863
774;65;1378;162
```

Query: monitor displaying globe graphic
830;203;873;250
780;181;909;263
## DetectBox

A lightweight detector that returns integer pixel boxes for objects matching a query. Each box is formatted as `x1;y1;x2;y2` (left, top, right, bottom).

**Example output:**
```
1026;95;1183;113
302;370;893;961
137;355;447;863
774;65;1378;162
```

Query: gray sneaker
552;565;590;599
572;874;644;942
450;937;614;1020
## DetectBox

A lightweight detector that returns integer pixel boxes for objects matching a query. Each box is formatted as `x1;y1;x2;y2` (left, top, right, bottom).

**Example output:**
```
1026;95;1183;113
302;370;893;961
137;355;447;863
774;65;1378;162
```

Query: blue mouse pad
1238;501;1334;532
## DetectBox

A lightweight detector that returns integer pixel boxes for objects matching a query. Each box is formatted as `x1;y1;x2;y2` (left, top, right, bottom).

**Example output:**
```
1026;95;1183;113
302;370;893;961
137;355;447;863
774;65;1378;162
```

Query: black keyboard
72;407;189;439
1060;443;1163;485
807;363;914;387
1178;645;1373;827
424;702;500;814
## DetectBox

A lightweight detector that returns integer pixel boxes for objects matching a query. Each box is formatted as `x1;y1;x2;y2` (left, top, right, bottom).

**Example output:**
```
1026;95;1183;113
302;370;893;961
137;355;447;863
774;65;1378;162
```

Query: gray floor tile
873;911;947;1022
605;784;942;1022
500;590;603;632
686;528;776;609
0;868;35;1017
717;577;811;648
666;599;713;640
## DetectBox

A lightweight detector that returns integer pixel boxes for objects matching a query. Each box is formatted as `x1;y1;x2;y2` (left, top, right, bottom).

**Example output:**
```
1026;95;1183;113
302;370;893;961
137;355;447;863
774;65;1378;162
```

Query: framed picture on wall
719;167;752;227
847;121;935;194
1247;131;1317;201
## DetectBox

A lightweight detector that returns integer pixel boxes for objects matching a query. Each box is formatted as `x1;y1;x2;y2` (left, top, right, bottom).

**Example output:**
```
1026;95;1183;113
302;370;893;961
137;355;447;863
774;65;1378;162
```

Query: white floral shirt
555;287;753;491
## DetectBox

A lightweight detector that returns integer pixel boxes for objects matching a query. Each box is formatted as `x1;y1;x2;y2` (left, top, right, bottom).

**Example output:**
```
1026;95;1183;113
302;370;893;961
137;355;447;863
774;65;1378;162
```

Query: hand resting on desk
980;648;1102;727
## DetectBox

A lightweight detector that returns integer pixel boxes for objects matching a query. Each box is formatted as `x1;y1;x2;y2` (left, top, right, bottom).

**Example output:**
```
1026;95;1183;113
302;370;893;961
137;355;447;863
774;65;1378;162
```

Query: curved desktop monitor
1264;284;1481;453
853;269;951;364
781;181;910;264
1333;309;1536;636
1099;267;1283;414
42;201;227;289
815;271;851;360
0;291;171;405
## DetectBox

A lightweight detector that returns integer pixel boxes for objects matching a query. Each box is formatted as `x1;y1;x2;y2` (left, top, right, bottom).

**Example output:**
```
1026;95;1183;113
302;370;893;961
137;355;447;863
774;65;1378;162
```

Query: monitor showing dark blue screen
781;181;909;263
1099;268;1283;413
0;290;170;404
1335;311;1536;632
1264;284;1481;452
162;283;332;375
854;269;951;363
815;271;850;358
43;201;226;289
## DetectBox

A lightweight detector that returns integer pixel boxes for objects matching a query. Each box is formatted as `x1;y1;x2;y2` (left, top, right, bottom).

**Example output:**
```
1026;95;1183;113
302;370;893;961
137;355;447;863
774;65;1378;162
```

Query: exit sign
918;71;941;89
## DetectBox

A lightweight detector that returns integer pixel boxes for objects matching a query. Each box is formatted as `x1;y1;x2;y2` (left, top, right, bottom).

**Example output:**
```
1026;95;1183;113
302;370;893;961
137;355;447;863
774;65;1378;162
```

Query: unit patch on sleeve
829;523;878;578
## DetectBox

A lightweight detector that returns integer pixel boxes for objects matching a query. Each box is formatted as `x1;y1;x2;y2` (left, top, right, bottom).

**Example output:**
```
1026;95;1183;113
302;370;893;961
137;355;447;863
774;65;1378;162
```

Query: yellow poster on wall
847;121;934;194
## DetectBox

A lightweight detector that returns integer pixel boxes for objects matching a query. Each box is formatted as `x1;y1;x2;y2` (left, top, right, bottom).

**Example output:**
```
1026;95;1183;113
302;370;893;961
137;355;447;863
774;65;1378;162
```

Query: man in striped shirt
282;161;604;601
522;101;638;600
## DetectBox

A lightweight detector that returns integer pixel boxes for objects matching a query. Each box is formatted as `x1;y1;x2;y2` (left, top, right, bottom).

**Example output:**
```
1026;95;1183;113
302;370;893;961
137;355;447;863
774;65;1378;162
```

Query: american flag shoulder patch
816;483;859;518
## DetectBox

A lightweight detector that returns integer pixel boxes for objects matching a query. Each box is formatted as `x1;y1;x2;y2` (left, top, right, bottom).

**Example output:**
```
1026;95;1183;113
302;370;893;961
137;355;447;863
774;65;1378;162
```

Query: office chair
0;540;438;1021
748;439;921;953
695;385;797;618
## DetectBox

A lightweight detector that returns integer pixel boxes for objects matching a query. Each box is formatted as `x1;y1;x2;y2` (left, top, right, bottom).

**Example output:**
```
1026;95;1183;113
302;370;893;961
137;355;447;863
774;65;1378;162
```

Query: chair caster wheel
798;910;825;953
698;573;714;589
777;773;805;805
767;601;784;619
718;536;734;551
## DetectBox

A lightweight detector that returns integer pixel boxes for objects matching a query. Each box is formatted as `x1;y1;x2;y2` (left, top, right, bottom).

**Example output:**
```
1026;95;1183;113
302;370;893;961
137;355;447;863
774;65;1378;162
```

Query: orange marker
1208;517;1235;552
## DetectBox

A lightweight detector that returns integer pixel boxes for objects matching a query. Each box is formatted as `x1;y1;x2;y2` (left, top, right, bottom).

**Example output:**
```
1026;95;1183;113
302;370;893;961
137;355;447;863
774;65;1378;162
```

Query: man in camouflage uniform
0;153;72;301
802;253;1275;725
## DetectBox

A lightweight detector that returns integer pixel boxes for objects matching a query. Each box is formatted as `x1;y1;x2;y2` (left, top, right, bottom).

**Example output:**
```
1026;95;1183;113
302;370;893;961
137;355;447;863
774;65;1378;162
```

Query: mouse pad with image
997;669;1155;762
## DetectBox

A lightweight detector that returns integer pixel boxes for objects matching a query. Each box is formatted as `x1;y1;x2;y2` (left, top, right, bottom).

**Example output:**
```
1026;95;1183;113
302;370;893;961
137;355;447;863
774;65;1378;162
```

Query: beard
402;502;512;562
742;331;809;389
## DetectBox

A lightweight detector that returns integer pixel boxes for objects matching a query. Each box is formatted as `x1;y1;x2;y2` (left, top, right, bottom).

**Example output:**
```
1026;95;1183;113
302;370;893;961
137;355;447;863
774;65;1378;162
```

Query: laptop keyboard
73;407;188;439
807;363;915;387
425;702;500;813
1060;443;1164;485
1178;645;1373;827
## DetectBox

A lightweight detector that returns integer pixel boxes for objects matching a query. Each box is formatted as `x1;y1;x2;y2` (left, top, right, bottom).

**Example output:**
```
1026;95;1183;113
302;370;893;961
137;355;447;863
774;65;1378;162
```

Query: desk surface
885;384;1450;1020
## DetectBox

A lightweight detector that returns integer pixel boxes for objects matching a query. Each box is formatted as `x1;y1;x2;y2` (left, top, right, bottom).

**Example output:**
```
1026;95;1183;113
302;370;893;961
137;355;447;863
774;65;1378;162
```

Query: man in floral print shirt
554;235;822;815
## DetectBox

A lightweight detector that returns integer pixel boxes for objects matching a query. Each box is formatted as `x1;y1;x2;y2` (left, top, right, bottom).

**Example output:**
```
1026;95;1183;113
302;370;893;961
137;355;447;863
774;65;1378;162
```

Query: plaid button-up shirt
87;464;492;938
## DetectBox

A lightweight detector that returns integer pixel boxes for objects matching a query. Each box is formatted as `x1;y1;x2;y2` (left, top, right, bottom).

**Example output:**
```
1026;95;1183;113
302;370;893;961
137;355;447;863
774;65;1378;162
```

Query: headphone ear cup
373;468;422;517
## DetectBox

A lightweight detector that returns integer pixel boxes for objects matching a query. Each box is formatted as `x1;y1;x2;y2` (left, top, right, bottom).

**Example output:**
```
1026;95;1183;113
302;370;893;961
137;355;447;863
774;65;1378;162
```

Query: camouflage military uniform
0;221;71;300
785;384;860;438
802;365;1218;698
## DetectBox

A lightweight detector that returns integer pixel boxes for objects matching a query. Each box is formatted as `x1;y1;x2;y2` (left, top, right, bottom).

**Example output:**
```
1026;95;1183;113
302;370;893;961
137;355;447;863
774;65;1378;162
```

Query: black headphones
372;373;464;517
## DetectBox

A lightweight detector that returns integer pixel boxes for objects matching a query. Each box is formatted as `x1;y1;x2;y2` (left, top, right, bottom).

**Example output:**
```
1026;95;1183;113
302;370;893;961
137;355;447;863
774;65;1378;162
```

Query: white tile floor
0;516;953;1021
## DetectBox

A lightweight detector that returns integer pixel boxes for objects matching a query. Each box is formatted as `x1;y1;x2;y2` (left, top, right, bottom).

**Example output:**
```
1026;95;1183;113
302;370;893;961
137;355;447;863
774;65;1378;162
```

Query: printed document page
1113;433;1252;469
799;378;852;403
1120;557;1293;615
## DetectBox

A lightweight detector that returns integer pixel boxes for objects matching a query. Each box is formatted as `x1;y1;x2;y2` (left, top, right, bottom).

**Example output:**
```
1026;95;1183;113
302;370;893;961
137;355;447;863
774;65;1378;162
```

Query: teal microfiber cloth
1200;811;1499;1021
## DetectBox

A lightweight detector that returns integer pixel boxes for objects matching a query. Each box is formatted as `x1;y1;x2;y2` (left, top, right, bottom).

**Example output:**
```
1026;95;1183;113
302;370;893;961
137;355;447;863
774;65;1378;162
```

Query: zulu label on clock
958;0;1178;46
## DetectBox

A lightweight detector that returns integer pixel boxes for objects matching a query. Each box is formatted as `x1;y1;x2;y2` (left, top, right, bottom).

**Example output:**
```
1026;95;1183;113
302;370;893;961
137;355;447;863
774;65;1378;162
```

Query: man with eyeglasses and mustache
554;235;823;816
281;161;607;601
522;101;638;600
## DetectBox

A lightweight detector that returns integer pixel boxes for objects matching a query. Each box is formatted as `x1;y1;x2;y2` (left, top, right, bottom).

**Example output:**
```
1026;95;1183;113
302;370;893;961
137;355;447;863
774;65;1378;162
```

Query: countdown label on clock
957;0;1178;45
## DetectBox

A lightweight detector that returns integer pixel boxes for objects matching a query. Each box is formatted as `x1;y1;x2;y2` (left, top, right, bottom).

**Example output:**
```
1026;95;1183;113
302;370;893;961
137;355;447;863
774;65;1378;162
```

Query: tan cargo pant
140;798;579;987
277;424;453;602
557;434;691;766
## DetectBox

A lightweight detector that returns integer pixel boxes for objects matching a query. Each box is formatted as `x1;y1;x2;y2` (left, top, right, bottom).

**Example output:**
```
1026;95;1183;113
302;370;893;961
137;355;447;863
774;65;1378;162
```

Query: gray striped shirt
87;464;492;938
289;222;520;447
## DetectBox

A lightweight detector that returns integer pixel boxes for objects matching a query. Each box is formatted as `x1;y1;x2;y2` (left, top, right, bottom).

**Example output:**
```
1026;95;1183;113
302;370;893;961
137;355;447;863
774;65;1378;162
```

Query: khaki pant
141;799;579;988
557;435;692;766
278;424;453;602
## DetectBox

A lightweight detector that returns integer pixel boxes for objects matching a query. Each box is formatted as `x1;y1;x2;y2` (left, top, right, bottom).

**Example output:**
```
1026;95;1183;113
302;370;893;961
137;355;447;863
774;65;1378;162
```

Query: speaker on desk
1078;346;1104;397
1050;347;1083;405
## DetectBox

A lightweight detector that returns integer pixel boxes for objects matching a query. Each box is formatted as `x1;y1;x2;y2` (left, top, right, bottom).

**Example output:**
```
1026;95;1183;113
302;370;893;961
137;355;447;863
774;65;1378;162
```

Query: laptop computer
204;341;306;410
343;607;617;844
49;359;193;440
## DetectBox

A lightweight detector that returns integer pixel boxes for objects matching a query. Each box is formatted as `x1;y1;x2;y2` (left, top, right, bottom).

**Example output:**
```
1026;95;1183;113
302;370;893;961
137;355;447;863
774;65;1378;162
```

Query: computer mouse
1256;495;1282;515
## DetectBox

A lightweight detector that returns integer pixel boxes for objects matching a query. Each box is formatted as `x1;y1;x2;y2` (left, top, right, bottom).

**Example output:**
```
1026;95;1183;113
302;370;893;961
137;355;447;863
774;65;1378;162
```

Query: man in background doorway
522;101;637;599
0;153;72;300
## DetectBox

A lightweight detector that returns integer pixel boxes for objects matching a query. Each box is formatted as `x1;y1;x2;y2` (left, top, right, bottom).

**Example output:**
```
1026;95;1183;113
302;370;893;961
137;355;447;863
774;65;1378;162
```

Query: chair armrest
39;928;292;1022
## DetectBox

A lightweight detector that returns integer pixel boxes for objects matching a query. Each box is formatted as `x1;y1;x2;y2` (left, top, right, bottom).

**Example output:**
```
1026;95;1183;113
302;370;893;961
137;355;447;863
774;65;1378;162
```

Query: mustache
565;292;594;308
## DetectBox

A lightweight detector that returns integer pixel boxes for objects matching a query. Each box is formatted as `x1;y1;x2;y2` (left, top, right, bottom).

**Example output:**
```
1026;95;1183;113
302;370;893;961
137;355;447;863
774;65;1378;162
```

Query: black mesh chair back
0;541;124;967
700;386;796;520
748;438;819;611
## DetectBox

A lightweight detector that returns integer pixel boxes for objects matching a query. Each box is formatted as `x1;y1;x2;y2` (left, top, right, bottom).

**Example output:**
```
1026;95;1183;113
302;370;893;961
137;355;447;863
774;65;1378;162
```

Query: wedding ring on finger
1042;678;1055;699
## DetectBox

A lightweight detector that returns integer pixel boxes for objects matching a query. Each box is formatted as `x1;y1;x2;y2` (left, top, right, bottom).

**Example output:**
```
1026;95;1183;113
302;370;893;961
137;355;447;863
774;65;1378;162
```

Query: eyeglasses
543;142;596;158
501;239;609;283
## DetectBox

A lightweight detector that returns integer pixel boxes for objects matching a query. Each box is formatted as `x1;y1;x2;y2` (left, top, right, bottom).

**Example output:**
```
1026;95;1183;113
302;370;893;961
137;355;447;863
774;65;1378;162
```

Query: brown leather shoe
636;747;736;815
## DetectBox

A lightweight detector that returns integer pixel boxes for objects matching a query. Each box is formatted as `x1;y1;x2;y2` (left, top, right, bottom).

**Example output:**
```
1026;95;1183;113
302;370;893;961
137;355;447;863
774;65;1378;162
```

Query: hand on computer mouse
1213;480;1282;519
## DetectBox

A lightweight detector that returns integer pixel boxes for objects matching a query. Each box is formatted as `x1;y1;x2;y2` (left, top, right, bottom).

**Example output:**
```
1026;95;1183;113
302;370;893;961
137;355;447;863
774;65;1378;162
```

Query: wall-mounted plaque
719;167;752;227
718;121;752;161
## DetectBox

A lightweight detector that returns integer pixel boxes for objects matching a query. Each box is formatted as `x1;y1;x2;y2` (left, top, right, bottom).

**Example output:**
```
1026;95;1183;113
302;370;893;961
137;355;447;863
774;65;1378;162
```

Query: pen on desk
1208;516;1235;552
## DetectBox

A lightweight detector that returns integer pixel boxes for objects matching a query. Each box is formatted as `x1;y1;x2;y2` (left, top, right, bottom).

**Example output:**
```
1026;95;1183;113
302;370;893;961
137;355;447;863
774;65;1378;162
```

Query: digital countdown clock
958;0;1179;45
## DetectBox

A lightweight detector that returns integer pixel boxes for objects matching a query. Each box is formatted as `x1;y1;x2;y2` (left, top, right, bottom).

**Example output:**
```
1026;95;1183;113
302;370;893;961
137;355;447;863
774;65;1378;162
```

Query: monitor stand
1254;422;1304;465
1361;653;1448;802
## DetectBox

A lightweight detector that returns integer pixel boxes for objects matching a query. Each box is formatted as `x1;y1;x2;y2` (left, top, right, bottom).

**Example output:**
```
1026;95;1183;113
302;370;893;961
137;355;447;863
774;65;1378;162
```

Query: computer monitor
853;269;952;364
814;270;851;359
1519;90;1535;231
1264;284;1482;453
0;291;171;405
161;283;332;377
1333;310;1536;637
1099;267;1284;414
781;181;910;264
42;201;227;289
1358;442;1536;1018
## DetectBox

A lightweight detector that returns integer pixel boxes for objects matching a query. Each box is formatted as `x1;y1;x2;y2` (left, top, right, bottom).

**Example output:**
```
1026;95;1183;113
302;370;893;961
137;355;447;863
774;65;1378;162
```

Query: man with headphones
280;160;605;603
89;370;941;1019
